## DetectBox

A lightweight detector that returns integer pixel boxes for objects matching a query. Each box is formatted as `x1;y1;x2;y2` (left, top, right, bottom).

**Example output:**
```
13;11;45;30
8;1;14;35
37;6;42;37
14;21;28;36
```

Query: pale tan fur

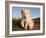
21;9;34;30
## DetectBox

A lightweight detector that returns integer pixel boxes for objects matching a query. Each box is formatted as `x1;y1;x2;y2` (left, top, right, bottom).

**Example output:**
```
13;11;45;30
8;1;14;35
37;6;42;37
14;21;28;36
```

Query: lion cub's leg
29;21;34;29
24;21;28;29
21;20;24;28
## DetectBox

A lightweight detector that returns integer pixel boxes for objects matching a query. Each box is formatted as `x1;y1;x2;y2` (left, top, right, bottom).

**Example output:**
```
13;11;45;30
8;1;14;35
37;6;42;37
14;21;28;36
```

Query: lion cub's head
21;9;31;18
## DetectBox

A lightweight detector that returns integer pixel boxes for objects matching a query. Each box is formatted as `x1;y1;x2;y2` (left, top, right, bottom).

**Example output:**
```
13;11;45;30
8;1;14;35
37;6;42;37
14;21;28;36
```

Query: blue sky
12;7;40;19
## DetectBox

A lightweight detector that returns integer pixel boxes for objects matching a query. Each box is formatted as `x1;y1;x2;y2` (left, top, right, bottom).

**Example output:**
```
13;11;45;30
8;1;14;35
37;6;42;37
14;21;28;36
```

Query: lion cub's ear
21;10;23;14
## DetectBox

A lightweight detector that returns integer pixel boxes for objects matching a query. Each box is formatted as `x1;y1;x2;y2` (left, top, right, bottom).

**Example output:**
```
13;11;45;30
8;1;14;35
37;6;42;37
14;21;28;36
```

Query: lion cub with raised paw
21;9;34;30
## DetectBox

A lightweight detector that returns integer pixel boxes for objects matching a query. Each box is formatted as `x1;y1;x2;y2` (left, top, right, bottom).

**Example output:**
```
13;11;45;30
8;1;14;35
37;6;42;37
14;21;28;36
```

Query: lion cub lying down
21;9;34;30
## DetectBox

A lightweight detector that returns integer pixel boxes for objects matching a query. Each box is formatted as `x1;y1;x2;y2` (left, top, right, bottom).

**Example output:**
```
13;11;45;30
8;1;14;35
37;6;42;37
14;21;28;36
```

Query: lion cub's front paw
29;24;34;30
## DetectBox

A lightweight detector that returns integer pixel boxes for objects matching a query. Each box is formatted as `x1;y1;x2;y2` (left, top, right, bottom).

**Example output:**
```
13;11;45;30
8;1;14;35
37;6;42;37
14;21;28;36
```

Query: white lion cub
21;9;34;30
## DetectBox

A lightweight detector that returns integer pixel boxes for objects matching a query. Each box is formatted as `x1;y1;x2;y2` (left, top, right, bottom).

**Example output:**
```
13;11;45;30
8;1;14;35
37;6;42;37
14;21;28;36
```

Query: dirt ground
12;18;40;31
